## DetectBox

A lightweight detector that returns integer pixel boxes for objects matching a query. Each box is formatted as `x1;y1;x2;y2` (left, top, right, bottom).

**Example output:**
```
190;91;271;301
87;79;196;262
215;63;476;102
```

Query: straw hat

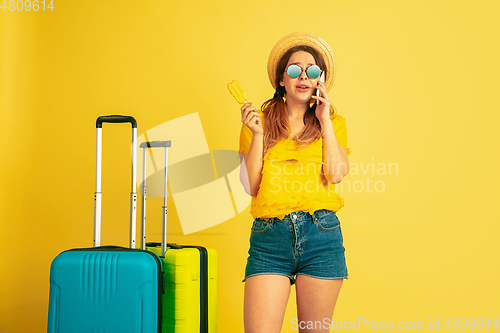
267;32;336;92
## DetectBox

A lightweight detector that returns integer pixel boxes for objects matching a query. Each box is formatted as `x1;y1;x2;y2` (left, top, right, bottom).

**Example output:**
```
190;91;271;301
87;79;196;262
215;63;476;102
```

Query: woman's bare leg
295;275;343;332
244;274;292;333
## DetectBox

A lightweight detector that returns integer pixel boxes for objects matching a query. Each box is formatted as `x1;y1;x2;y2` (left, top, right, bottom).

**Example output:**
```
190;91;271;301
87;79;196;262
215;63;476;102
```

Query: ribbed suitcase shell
146;244;218;333
47;246;163;333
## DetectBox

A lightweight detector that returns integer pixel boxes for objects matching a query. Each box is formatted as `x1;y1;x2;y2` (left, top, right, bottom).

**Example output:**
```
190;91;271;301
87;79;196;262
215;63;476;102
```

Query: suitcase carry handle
140;141;171;148
94;115;138;249
140;140;171;256
96;115;137;128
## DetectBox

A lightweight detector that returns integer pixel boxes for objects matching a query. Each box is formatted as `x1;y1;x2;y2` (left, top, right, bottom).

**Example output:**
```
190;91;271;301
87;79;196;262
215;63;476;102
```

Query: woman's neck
285;98;308;120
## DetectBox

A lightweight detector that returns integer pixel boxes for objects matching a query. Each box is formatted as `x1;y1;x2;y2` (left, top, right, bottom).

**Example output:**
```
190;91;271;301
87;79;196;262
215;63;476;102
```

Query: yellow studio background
1;0;499;332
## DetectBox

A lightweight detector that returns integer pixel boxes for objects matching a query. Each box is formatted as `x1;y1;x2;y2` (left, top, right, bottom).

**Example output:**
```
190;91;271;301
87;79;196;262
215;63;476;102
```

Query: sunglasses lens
307;65;321;79
287;65;302;78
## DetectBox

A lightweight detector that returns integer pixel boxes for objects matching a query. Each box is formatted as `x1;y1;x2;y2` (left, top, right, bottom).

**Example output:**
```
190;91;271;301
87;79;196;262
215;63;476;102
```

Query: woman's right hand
241;102;263;135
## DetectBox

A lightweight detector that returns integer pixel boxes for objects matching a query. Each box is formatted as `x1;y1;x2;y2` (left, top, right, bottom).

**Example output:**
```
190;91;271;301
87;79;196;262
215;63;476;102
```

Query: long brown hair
261;45;336;157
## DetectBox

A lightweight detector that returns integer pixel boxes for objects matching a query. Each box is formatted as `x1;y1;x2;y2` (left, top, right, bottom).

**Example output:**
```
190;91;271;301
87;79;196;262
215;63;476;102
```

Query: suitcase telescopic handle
96;115;137;128
140;141;171;256
94;115;138;249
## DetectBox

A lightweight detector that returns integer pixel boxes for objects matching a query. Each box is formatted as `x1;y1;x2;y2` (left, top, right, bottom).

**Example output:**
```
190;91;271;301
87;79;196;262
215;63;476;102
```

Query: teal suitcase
47;116;165;333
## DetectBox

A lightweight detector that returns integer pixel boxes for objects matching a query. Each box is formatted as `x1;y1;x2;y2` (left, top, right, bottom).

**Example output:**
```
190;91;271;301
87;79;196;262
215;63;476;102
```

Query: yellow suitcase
146;243;218;333
139;141;218;333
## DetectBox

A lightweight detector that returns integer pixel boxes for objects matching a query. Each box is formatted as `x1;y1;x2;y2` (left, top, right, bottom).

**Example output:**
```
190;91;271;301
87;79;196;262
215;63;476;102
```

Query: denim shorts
242;209;348;285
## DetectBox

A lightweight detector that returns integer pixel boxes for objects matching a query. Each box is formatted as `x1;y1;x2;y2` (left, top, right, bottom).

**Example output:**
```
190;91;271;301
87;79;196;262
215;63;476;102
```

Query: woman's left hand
311;81;331;123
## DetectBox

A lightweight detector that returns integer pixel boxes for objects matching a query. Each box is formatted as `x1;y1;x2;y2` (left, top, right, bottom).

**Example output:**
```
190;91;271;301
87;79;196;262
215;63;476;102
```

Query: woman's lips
296;85;310;92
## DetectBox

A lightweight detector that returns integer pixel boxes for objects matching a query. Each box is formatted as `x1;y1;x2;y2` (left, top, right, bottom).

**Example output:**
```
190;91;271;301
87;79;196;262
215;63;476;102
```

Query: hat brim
267;32;335;92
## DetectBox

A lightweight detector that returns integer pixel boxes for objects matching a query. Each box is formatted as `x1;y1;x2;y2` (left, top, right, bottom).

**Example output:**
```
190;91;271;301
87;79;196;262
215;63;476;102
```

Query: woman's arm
311;81;350;184
239;102;264;196
320;118;350;184
239;133;264;196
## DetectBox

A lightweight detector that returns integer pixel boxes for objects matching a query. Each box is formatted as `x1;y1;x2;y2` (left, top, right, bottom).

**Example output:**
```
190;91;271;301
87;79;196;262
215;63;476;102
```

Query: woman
238;32;351;333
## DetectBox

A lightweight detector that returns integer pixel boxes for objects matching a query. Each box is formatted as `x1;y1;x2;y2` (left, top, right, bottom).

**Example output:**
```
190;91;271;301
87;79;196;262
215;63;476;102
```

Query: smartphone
316;72;325;99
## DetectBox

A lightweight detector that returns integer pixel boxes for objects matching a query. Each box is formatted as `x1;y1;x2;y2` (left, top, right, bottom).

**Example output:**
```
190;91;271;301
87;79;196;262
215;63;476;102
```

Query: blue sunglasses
286;64;322;79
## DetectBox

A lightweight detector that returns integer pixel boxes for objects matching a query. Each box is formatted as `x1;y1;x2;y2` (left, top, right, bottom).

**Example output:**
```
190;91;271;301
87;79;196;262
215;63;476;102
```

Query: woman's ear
279;80;284;87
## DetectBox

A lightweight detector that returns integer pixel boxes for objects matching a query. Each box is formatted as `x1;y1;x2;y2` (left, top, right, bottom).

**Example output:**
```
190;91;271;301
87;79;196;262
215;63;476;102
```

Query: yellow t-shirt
238;110;351;221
